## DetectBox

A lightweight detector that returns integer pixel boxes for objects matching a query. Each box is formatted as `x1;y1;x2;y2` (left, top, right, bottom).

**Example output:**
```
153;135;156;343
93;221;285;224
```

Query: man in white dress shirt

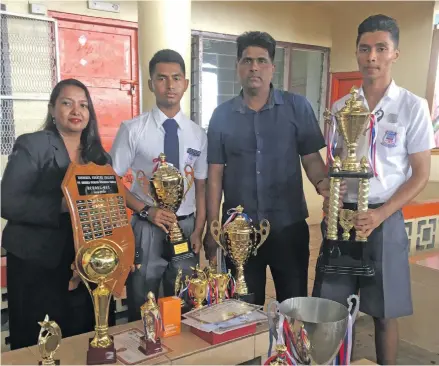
110;49;207;321
313;15;435;364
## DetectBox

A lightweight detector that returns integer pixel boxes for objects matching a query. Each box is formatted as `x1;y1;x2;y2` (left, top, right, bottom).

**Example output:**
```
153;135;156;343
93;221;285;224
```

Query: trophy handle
347;294;360;322
254;219;270;255
323;108;334;126
266;300;281;342
182;164;195;201
135;170;158;206
210;220;227;254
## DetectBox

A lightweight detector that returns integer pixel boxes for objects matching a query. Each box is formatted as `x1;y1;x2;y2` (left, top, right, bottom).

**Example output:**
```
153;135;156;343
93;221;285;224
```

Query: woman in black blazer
1;79;114;350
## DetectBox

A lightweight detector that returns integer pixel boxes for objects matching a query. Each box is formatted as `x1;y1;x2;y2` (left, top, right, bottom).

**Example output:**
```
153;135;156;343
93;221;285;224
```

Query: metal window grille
190;33;287;130
0;10;59;155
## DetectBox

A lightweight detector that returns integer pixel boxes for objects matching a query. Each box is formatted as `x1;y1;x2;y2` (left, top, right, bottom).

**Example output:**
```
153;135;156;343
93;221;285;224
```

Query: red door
49;12;139;153
330;71;363;106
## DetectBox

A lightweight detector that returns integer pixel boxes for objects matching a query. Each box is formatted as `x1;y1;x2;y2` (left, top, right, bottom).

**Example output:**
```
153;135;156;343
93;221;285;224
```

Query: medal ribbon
368;114;378;178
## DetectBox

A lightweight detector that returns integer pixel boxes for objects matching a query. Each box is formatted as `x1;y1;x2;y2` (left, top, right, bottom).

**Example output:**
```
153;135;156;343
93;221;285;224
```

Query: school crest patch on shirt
185;148;201;165
381;130;398;148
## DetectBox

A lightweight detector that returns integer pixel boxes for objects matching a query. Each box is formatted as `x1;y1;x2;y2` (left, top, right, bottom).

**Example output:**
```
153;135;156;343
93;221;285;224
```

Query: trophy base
318;263;375;276
138;338;162;356
317;239;376;277
233;292;256;304
39;360;60;365
163;237;195;262
329;169;373;179
86;337;117;365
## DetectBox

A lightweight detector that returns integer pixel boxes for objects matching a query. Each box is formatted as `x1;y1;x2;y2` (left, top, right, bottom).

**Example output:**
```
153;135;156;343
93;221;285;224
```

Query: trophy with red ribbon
136;153;194;262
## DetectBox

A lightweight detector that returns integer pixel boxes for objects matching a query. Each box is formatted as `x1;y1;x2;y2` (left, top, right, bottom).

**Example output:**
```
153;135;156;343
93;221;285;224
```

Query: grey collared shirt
207;88;325;230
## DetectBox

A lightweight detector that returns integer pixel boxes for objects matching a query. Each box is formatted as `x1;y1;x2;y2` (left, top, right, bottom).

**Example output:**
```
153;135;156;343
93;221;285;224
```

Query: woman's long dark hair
43;78;110;165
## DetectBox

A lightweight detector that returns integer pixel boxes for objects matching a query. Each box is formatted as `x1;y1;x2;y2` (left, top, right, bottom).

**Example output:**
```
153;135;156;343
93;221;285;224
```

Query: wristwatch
139;204;152;220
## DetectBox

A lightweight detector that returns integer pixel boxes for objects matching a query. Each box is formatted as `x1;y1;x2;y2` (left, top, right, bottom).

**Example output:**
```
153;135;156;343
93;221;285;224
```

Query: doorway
48;11;140;153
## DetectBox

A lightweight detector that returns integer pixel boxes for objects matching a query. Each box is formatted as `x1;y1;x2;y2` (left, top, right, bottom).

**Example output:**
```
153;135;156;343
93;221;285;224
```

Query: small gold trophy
208;268;231;304
210;205;270;303
37;315;61;366
185;274;209;309
137;153;194;262
139;292;163;356
321;86;375;276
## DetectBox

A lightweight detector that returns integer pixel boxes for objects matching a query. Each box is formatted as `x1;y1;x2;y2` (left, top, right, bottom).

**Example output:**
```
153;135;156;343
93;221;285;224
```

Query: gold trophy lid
338;86;369;117
223;205;254;235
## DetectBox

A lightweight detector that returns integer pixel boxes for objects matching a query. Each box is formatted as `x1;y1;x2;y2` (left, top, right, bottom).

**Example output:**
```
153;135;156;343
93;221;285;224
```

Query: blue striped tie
163;118;179;169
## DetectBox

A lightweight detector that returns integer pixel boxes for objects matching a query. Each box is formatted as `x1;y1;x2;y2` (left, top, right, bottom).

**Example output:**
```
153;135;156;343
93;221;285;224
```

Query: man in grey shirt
204;31;331;305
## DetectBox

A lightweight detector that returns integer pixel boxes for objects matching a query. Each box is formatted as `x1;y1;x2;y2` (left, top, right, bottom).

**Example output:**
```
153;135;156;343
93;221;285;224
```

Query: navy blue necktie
163;118;179;169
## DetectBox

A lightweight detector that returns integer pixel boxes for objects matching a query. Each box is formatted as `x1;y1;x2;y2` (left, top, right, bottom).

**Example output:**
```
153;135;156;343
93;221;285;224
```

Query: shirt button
257;150;261;153
257;171;260;174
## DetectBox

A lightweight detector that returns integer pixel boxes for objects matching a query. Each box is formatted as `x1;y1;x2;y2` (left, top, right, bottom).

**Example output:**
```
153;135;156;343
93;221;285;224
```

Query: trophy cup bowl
145;153;194;262
210;205;270;303
275;296;359;365
76;240;122;364
187;277;209;309
326;87;371;173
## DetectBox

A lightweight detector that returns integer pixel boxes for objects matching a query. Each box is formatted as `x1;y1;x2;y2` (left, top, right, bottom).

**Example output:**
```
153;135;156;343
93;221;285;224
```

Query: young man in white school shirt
110;49;207;321
313;15;435;365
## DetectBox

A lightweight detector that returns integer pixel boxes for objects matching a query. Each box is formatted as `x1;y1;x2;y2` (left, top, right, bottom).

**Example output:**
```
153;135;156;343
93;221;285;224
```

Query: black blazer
1;130;111;269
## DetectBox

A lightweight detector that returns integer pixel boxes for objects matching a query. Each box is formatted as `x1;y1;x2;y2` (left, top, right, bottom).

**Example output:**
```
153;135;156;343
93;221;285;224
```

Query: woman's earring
52;116;56;124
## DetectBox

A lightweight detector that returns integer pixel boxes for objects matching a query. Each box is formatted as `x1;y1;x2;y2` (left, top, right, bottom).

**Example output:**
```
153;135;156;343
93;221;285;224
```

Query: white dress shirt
110;107;208;216
332;80;435;204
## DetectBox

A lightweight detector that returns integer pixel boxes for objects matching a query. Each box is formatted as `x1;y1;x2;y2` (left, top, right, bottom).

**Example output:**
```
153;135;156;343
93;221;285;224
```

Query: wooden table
1;321;376;365
2;321;270;365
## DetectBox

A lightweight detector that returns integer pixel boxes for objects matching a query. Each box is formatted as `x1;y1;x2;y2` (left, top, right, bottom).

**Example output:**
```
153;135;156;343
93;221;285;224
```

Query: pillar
137;0;192;114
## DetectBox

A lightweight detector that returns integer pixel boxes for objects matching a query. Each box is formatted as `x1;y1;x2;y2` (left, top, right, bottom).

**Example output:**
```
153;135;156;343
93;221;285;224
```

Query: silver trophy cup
268;295;359;365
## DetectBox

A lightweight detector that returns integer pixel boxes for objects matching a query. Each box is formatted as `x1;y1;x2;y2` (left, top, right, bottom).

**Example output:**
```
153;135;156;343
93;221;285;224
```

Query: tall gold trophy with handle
318;86;375;276
210;205;270;304
137;153;194;262
62;162;135;364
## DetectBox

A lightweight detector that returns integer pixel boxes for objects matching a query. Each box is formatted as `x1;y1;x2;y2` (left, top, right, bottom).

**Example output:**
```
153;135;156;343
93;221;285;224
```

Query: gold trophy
62;163;135;365
320;86;375;276
37;315;61;366
138;292;163;356
137;153;194;262
208;268;231;304
76;243;121;363
185;275;209;309
210;205;270;303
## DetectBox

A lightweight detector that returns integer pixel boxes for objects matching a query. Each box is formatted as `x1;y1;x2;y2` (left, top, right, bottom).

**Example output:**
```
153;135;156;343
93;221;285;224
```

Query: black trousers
225;220;310;306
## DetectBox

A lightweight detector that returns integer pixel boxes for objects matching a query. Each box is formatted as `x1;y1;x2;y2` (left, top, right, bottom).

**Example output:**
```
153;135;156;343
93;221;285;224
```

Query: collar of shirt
232;84;284;113
357;79;400;111
151;106;186;130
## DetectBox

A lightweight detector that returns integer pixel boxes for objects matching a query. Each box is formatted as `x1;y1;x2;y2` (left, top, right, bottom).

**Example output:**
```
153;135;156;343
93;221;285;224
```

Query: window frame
190;30;331;131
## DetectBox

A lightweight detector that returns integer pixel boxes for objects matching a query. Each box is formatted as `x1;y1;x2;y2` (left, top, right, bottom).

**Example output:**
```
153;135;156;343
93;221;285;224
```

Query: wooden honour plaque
62;162;135;364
